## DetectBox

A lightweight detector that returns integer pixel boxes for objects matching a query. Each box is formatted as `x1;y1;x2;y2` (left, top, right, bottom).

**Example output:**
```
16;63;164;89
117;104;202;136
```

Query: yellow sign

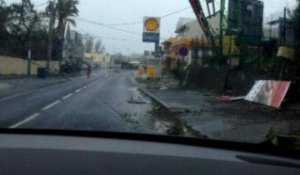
145;18;160;32
147;65;156;78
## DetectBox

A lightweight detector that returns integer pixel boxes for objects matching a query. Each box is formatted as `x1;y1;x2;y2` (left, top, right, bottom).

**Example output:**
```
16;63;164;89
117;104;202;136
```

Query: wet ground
138;79;300;143
0;69;191;137
1;68;299;144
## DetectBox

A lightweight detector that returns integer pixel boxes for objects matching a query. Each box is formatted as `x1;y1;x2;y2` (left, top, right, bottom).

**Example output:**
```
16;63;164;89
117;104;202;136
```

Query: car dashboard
0;130;299;175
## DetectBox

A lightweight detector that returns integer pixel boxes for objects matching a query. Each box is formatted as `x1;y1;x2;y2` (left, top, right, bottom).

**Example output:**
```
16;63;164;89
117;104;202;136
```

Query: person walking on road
87;64;92;78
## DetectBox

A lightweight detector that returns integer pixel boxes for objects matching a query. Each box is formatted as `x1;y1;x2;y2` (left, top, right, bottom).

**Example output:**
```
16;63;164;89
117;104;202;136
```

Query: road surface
0;69;151;132
3;68;295;143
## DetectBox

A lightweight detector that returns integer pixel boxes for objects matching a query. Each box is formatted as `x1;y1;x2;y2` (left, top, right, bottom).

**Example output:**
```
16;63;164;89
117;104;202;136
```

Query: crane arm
189;0;215;47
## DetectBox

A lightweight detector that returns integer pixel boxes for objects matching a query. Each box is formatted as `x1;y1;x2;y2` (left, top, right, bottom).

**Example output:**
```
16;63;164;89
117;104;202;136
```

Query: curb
139;88;203;113
138;88;171;110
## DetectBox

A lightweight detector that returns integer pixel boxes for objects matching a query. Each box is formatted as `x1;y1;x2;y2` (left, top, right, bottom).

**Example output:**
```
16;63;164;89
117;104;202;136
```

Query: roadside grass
266;128;300;149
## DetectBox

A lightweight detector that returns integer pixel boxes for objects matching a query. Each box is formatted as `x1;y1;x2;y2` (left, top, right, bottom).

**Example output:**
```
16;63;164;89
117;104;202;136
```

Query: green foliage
56;0;79;39
8;0;39;44
0;1;9;50
83;33;94;53
266;128;278;146
0;0;49;59
54;0;79;60
0;0;81;61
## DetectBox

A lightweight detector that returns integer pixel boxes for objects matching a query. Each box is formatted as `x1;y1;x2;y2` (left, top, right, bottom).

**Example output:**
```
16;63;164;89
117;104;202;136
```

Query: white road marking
62;93;73;100
9;113;40;129
75;88;82;93
41;100;61;111
83;86;88;89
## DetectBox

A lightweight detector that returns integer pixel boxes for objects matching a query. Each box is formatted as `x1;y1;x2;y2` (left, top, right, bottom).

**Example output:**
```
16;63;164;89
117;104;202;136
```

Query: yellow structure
277;47;295;60
147;65;156;78
222;35;240;56
162;37;210;72
138;66;145;75
0;56;60;75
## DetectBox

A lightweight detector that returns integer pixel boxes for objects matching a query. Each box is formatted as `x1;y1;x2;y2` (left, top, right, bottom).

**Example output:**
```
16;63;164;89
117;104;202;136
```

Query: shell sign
144;17;160;33
143;17;160;42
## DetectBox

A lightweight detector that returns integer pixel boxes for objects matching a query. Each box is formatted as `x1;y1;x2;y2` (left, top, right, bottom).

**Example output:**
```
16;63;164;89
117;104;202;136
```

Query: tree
55;0;79;59
6;0;39;56
0;0;49;58
292;0;300;66
0;0;10;50
94;39;105;54
83;33;94;53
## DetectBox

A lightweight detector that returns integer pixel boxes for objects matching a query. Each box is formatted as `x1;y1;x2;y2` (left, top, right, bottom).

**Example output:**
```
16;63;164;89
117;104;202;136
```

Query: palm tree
292;0;300;66
55;0;79;59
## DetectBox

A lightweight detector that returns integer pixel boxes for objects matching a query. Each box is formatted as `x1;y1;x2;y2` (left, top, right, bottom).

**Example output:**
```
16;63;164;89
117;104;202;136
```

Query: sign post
178;47;189;85
143;17;161;57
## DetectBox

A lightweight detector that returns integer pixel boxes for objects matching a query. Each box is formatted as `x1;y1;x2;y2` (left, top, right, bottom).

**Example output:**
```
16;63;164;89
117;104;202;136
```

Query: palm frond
66;18;76;27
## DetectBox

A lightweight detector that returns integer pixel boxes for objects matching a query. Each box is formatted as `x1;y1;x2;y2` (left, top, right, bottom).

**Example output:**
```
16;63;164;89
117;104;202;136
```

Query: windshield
0;0;300;148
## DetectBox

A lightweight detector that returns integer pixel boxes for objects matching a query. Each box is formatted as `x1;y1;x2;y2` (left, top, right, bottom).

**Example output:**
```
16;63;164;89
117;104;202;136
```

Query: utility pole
27;38;32;76
206;0;211;16
283;7;287;46
21;0;32;76
219;0;225;60
47;0;56;71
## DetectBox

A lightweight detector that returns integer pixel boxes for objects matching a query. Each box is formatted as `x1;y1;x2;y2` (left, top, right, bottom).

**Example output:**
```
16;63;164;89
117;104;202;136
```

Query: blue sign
143;33;160;42
179;47;189;57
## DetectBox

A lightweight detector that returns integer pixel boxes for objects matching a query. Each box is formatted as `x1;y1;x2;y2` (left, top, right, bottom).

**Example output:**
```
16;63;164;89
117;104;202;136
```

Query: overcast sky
5;0;298;55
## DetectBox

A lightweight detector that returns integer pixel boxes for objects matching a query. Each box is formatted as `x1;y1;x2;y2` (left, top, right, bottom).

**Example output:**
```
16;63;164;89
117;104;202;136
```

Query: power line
94;6;192;26
77;28;141;42
77;18;168;40
160;6;191;18
76;18;142;36
106;21;143;26
88;34;142;42
75;6;192;41
76;6;192;36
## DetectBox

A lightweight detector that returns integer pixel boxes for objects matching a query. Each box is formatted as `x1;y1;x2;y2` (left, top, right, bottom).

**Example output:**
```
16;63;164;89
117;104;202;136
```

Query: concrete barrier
0;56;60;76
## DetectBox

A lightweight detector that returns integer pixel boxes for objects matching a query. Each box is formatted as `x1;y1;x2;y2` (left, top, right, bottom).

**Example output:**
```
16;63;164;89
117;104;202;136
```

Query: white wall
0;56;60;76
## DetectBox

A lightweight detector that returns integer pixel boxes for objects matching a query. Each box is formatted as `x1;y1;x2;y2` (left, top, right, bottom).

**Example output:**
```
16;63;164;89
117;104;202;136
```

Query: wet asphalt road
0;69;138;132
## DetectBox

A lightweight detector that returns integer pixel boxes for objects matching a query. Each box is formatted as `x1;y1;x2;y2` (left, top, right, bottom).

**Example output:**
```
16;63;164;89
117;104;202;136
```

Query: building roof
162;37;177;45
171;38;209;48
